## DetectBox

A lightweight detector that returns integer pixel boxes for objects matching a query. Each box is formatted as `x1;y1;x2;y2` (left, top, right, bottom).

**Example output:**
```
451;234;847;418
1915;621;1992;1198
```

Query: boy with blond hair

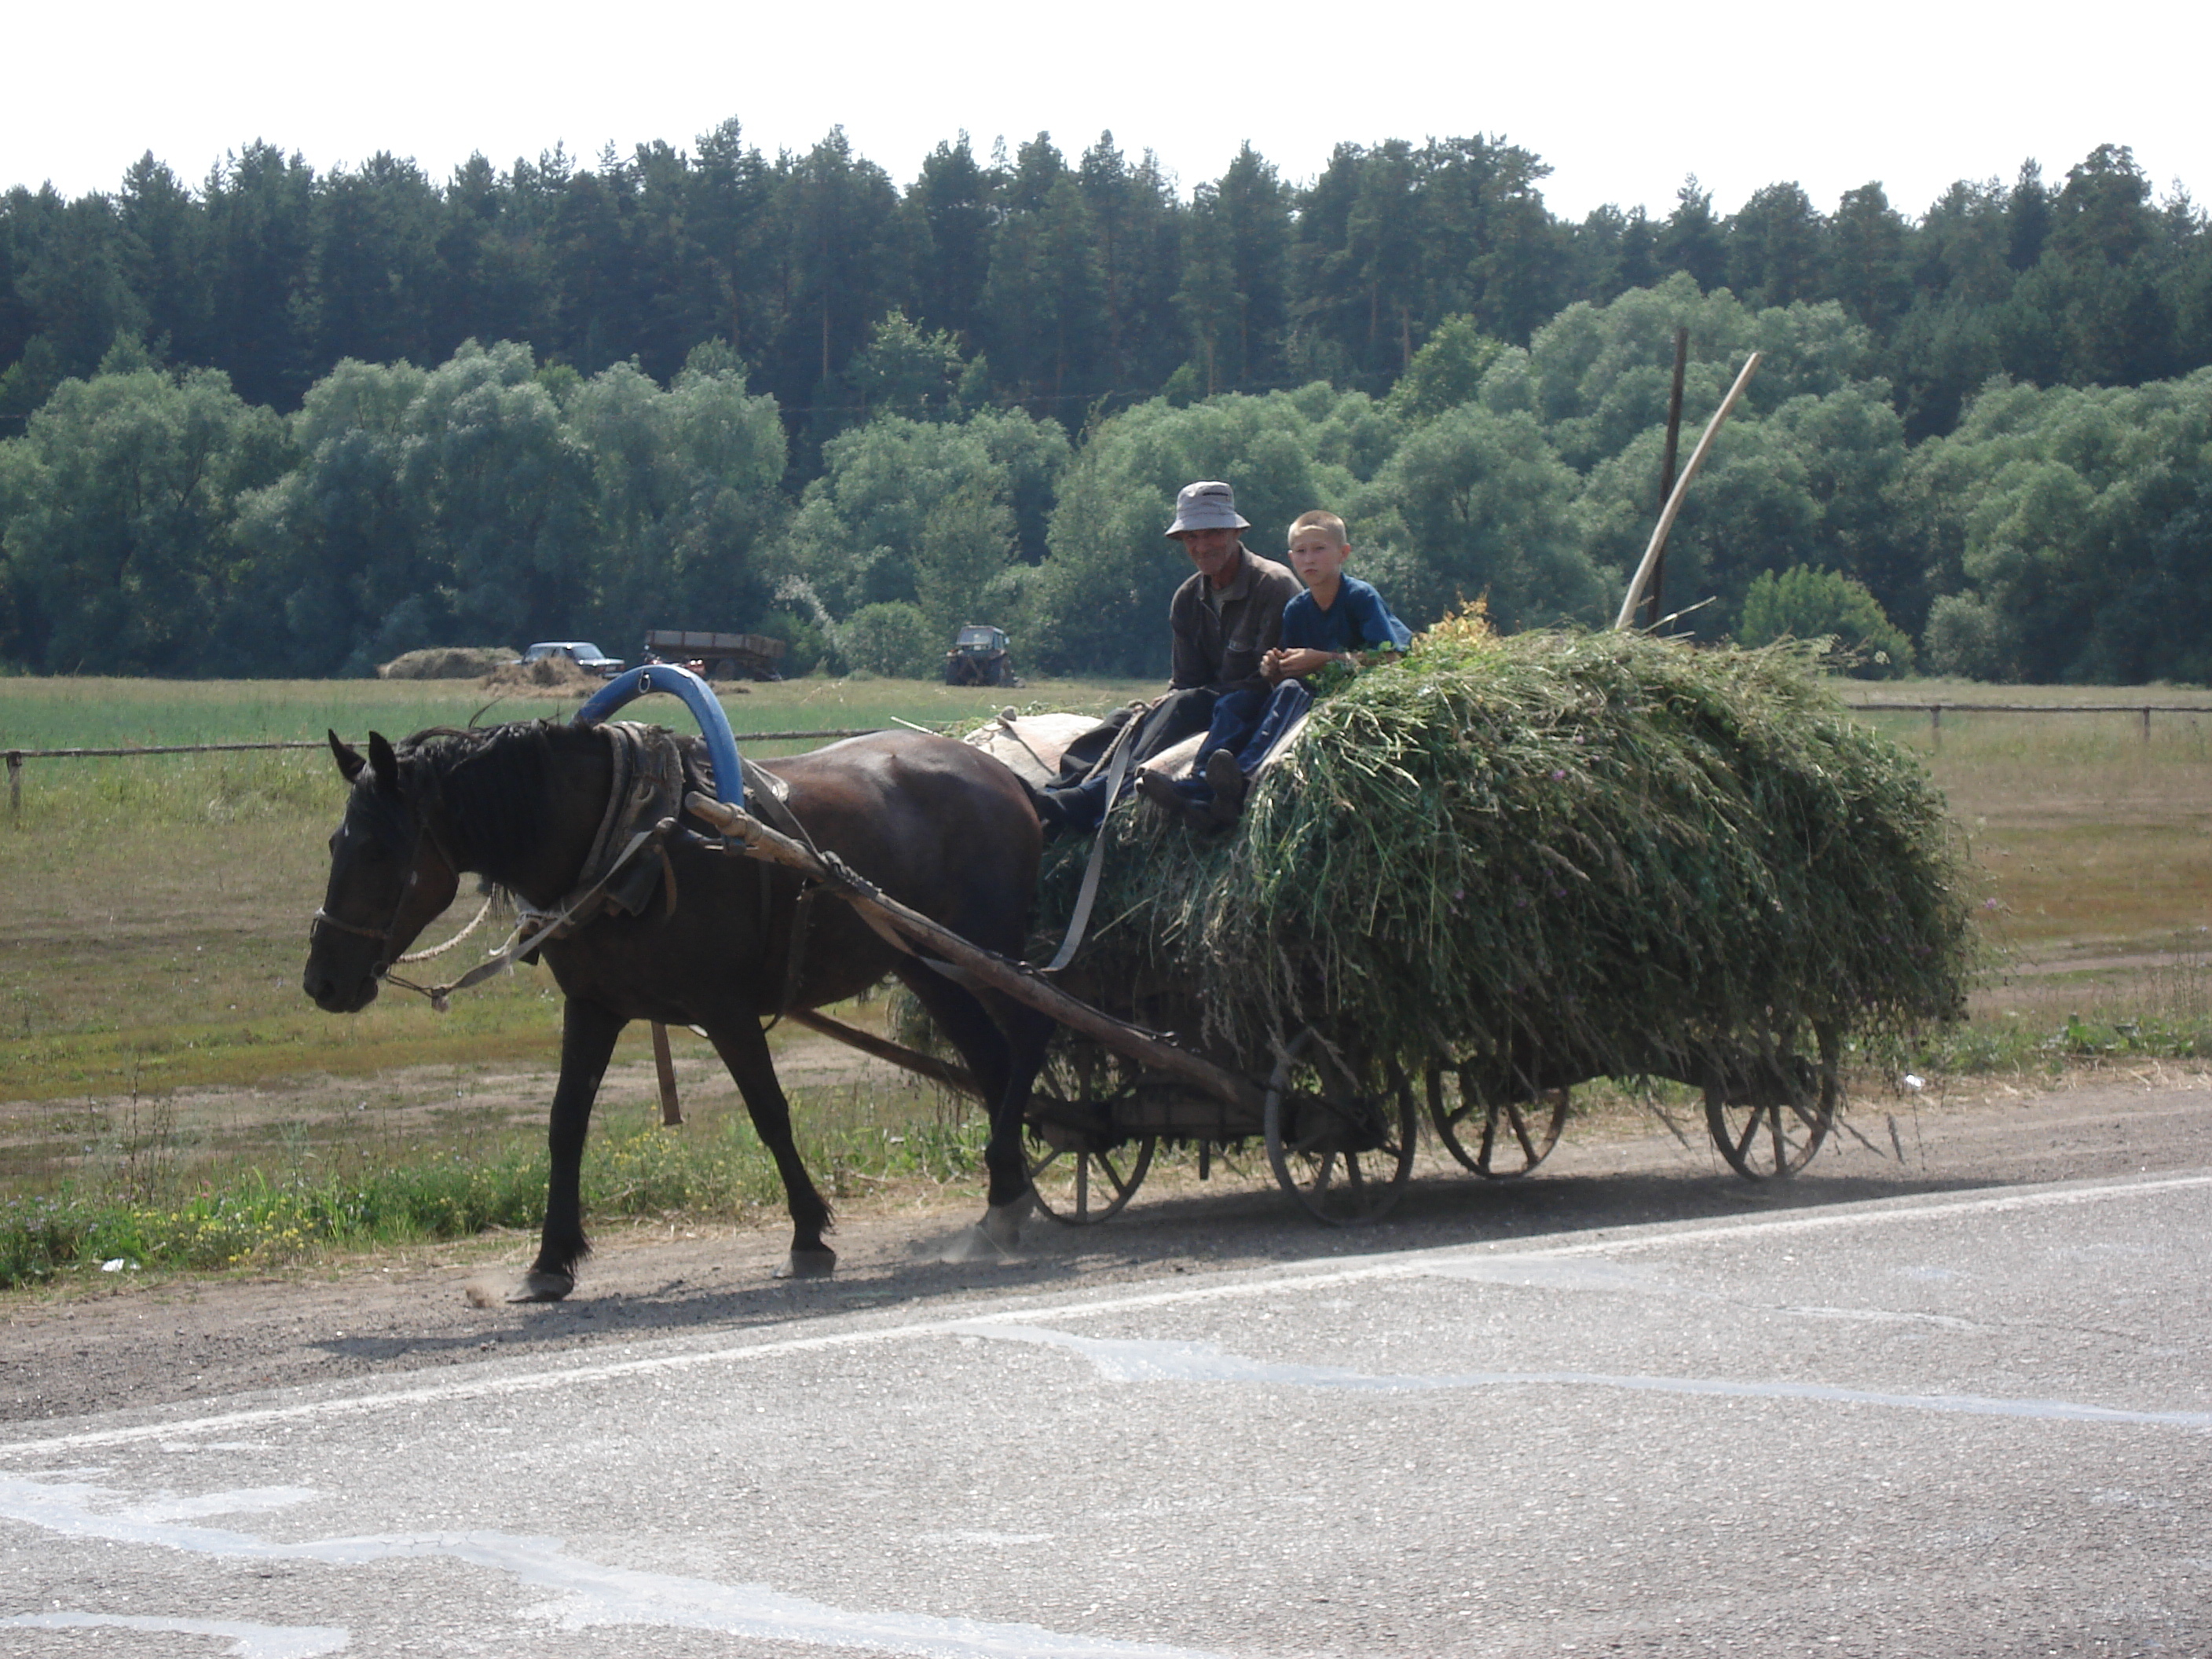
1269;510;1412;675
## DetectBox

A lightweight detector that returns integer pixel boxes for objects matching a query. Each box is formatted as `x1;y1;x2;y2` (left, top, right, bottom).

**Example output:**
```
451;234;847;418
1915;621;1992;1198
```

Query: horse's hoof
981;1195;1035;1253
775;1248;837;1280
507;1269;575;1303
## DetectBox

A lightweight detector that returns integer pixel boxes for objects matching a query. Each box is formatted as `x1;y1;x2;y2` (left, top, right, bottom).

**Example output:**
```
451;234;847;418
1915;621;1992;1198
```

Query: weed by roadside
0;1090;1002;1289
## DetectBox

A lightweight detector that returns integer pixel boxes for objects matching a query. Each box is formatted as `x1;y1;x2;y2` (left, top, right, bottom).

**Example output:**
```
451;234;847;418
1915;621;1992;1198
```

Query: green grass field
0;669;1153;1098
0;670;1158;753
2;669;2207;1284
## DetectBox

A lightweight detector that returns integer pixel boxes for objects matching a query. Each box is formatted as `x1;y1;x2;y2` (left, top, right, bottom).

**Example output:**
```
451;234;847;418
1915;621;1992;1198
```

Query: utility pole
1643;326;1689;630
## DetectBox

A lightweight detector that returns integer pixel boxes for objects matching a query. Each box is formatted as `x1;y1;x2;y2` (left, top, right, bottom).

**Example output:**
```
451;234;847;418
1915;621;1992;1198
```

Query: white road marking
0;1610;347;1658
0;1474;1225;1659
958;1324;2212;1429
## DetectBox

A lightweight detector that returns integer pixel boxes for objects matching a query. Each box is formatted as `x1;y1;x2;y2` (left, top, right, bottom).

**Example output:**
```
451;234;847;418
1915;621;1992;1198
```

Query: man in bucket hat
1162;481;1299;696
1032;480;1298;833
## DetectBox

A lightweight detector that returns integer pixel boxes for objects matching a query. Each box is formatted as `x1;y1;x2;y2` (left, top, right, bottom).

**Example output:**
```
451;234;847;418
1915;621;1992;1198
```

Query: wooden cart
683;791;1839;1231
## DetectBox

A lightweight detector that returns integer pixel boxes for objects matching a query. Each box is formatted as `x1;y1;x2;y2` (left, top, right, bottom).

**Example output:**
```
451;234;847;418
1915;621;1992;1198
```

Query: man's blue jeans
1182;679;1313;802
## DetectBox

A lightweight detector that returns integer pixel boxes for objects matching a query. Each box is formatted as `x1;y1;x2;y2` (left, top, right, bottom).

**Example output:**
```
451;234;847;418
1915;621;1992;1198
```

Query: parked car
515;641;624;678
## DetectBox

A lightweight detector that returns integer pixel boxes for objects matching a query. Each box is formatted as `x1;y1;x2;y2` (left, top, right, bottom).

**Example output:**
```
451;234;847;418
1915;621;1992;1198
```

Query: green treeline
2;126;2208;683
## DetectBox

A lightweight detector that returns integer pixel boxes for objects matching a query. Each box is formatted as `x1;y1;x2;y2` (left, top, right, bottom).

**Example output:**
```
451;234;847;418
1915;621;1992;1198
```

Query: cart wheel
1705;1024;1840;1181
1426;1060;1569;1178
1265;1033;1416;1226
1027;1135;1155;1224
1026;1043;1150;1225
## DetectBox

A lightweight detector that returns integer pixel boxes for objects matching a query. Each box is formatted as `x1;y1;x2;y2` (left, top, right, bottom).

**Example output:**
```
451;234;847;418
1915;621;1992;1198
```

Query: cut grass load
1035;622;1981;1090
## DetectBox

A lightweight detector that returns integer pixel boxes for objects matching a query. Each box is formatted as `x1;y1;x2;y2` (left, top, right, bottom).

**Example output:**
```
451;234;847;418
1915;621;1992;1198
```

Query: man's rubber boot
1204;749;1248;823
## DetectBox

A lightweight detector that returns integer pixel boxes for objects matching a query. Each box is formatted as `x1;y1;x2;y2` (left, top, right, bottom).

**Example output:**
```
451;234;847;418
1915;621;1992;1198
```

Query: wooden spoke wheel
1704;1024;1840;1181
1026;1043;1153;1225
1426;1060;1569;1179
1264;1033;1417;1226
1027;1136;1155;1224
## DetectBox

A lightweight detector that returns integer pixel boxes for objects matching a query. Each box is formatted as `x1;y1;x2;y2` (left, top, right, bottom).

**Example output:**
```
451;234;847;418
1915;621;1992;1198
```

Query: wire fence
2;730;879;818
1842;702;2212;750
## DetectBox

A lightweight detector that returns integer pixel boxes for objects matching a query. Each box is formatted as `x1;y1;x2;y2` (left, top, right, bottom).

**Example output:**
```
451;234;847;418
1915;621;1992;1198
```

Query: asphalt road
4;1105;2209;1657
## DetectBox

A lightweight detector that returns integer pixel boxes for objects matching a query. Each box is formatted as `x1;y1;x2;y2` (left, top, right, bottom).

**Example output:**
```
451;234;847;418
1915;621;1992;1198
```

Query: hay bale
377;646;515;680
1035;621;1979;1087
477;655;605;696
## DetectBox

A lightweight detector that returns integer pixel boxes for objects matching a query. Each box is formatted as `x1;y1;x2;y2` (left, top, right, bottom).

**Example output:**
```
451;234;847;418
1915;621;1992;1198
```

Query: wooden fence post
6;751;19;821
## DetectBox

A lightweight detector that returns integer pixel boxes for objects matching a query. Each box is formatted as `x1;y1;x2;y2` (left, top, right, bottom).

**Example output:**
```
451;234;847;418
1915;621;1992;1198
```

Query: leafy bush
753;610;827;676
839;602;939;678
1737;565;1916;676
1923;592;2022;680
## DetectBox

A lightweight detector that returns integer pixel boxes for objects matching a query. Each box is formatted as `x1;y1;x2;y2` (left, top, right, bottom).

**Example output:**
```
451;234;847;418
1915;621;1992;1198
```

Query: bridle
309;791;460;981
309;906;395;948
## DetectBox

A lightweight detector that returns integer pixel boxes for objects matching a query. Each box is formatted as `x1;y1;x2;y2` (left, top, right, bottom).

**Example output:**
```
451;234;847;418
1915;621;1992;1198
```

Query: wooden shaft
683;792;1267;1113
1615;351;1762;631
785;1008;982;1097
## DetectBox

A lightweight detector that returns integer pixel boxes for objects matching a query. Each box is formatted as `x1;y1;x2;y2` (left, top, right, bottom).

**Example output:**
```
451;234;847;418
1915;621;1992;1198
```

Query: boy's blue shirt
1280;577;1413;654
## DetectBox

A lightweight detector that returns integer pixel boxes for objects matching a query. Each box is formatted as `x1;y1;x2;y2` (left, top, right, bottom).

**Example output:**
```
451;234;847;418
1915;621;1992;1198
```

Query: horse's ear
366;731;401;798
329;729;366;783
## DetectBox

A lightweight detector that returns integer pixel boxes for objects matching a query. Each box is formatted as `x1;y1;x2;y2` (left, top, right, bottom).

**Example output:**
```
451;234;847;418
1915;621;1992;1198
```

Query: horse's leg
893;962;1045;1251
978;994;1055;1244
514;997;624;1303
703;1013;837;1279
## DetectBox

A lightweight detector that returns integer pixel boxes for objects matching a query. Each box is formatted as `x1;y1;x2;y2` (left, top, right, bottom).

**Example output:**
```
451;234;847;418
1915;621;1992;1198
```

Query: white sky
9;0;2207;222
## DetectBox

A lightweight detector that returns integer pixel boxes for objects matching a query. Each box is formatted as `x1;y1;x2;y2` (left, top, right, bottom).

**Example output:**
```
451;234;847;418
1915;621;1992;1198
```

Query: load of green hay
1035;621;1979;1089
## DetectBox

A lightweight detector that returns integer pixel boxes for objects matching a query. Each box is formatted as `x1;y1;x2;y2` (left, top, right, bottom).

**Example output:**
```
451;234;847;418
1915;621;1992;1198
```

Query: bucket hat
1165;480;1251;537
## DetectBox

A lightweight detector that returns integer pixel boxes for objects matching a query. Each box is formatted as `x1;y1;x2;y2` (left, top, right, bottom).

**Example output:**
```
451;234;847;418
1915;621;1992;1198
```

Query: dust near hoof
506;1269;577;1303
775;1248;838;1280
929;1222;1023;1266
981;1196;1035;1251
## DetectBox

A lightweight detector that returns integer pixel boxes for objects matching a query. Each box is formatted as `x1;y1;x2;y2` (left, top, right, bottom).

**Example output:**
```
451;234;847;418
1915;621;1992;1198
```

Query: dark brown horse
303;720;1052;1298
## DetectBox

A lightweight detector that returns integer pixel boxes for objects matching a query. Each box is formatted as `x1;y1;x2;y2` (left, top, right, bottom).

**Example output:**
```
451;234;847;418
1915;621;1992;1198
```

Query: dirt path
5;1068;2208;1427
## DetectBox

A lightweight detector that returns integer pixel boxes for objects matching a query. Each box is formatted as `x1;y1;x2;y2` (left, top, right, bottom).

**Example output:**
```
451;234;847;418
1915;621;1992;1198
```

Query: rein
393;892;498;962
375;827;665;1012
314;744;671;1014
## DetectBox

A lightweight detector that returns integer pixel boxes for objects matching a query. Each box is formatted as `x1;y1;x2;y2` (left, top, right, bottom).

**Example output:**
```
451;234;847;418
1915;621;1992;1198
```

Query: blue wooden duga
574;664;744;806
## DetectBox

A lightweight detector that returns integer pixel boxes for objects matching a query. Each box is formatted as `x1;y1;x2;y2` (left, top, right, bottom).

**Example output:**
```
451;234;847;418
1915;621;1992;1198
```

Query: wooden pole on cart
785;1006;982;1097
681;793;1269;1115
1615;350;1761;632
650;1022;683;1125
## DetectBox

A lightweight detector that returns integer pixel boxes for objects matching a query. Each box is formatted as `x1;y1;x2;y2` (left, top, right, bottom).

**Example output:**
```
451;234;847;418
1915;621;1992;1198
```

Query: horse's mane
394;720;605;873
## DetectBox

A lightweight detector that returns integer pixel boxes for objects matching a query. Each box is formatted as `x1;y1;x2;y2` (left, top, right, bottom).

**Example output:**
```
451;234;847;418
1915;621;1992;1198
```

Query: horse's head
304;730;461;1013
